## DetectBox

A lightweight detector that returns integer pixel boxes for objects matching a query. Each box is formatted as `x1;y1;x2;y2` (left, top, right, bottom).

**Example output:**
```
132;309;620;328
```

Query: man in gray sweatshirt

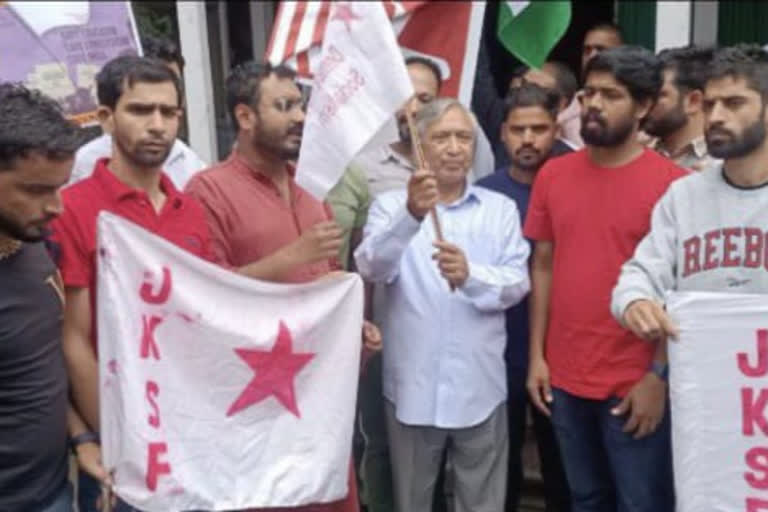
613;44;768;340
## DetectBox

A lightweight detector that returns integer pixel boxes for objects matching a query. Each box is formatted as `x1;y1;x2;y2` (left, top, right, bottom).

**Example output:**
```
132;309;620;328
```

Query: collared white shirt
68;134;207;189
354;184;530;428
353;130;496;198
650;135;721;172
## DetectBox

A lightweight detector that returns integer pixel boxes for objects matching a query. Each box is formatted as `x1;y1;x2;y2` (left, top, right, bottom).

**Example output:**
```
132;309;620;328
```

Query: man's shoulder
75;133;111;157
475;169;505;190
61;173;104;209
184;160;235;194
536;149;585;180
472;185;518;210
640;148;689;178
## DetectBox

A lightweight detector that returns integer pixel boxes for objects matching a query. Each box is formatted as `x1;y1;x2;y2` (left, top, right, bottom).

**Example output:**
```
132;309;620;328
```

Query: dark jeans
358;353;395;512
550;388;674;512
40;482;73;512
507;371;571;512
78;470;143;512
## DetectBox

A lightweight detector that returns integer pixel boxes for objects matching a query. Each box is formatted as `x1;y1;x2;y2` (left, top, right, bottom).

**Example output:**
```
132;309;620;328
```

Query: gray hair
413;97;479;147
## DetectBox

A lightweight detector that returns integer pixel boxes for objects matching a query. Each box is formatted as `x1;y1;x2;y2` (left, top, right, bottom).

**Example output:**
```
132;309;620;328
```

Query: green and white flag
497;1;571;69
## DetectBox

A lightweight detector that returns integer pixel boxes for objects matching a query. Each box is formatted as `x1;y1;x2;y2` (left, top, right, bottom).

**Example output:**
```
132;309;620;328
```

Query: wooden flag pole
405;109;455;292
405;110;446;242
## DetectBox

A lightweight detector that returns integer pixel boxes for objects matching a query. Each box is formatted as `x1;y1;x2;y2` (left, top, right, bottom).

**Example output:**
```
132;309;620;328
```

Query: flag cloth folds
96;212;364;511
496;1;571;69
266;1;486;105
666;291;768;512
294;1;413;200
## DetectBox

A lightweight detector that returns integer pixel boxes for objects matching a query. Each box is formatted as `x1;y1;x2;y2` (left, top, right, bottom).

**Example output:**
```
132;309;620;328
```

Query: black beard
251;132;301;161
510;148;546;172
114;132;172;169
707;118;766;159
581;116;635;147
643;103;688;138
0;208;46;242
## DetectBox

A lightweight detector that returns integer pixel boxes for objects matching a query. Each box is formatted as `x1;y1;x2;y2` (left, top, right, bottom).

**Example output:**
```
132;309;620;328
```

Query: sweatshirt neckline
721;168;768;191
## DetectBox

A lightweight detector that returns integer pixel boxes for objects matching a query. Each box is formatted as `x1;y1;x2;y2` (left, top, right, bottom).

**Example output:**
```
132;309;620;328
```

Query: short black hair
708;44;768;98
226;60;296;128
545;61;579;104
405;56;443;91
0;83;83;171
658;45;715;92
503;83;561;121
143;35;185;70
585;22;624;43
96;55;182;110
584;45;662;104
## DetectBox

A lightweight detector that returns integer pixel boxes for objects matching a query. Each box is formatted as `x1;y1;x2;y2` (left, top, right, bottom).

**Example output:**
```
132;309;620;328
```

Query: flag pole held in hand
405;109;455;292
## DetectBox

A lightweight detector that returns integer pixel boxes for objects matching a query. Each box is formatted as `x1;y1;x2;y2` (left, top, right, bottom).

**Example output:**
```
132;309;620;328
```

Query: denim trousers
78;470;143;512
549;387;674;512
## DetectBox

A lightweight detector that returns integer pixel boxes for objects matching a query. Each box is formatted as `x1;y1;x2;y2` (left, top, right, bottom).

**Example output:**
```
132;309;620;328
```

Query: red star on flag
227;321;315;418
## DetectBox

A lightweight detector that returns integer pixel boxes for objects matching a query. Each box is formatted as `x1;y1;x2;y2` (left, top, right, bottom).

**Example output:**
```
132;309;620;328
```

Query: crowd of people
2;19;768;512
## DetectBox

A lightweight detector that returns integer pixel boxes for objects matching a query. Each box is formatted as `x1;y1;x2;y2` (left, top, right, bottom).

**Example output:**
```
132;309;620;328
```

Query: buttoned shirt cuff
459;262;529;312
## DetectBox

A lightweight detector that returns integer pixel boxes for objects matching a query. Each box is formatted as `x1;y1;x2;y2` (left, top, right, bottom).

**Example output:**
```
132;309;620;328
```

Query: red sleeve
49;207;92;288
524;164;554;242
185;175;234;268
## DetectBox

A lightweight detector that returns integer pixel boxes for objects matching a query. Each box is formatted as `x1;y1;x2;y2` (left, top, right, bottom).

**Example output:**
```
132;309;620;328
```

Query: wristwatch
649;360;669;383
70;431;100;454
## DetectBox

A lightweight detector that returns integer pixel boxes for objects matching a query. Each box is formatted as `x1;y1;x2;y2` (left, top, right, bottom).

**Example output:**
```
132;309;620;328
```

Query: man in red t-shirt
524;46;687;512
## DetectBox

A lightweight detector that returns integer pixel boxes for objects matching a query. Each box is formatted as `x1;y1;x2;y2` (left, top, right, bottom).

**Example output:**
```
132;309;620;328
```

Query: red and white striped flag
266;0;486;105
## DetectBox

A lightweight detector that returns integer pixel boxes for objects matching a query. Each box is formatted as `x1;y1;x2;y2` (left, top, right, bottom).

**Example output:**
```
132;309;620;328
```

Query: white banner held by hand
667;291;768;512
295;1;413;200
97;212;363;511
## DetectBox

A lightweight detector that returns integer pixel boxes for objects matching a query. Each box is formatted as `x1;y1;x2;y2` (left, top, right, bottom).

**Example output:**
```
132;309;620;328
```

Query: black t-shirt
0;242;68;511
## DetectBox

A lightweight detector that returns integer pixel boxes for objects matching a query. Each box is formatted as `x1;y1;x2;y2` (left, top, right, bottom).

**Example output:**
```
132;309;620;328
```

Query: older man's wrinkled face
422;106;475;188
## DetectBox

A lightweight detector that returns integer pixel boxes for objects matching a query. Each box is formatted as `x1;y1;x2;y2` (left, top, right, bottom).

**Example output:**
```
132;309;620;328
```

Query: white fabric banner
96;212;363;511
667;291;768;512
295;1;413;200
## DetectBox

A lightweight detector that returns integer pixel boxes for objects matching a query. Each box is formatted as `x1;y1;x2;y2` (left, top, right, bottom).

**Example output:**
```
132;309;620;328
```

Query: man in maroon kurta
186;61;370;512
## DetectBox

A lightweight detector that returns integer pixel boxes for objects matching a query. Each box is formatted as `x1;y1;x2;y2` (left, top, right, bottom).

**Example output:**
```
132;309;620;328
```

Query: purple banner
0;1;141;125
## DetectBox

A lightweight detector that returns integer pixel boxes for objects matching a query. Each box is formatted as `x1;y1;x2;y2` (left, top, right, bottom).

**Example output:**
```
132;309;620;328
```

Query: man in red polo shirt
185;61;369;512
51;55;216;512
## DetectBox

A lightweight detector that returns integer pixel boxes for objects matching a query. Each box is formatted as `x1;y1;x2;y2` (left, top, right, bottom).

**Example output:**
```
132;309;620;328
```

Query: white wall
655;1;693;52
177;1;218;165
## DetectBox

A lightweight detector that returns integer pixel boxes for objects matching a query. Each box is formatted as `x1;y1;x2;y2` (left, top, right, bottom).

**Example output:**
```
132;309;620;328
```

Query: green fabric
616;1;657;51
496;0;571;69
717;1;768;46
326;164;371;270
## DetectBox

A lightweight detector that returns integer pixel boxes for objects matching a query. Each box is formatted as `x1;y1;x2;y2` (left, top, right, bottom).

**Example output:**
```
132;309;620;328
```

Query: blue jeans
508;370;570;512
550;388;674;512
40;482;73;512
78;470;143;512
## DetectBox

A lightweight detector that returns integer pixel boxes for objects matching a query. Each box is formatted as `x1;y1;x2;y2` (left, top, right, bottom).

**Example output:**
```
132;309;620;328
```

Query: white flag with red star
96;212;363;511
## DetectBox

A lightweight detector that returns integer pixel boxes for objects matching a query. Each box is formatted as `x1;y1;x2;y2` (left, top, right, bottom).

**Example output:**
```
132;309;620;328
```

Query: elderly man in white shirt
355;98;530;512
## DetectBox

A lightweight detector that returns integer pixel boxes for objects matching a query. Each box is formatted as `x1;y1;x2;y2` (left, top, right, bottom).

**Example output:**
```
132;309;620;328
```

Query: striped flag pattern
266;1;424;77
